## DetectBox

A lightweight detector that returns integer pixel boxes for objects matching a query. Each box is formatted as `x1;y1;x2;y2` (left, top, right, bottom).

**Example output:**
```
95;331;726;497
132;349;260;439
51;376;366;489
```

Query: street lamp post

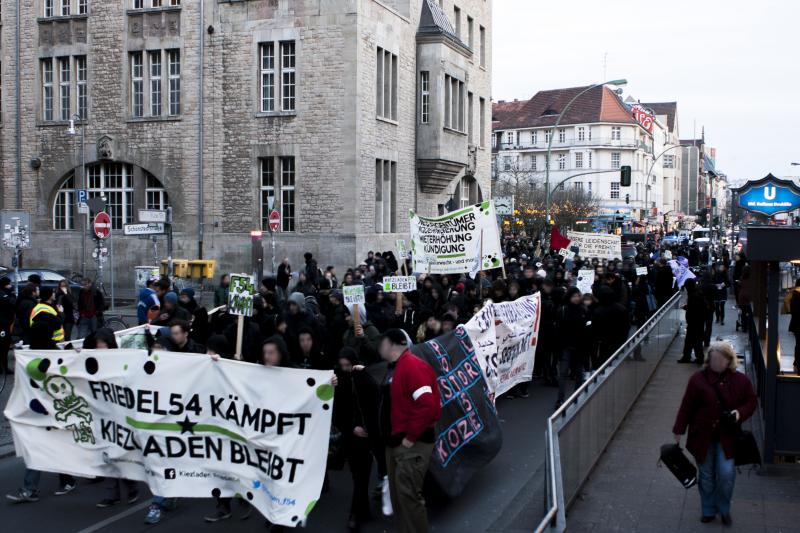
544;78;627;250
67;115;87;278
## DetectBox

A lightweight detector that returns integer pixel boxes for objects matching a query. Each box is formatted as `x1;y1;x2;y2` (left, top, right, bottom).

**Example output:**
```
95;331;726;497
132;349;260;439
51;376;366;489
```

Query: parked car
0;268;82;297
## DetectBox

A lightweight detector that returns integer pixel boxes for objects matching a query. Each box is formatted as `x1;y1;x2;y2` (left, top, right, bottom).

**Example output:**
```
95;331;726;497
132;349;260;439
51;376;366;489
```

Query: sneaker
204;509;232;523
97;498;121;508
6;489;40;503
54;483;76;496
127;490;140;504
145;504;163;525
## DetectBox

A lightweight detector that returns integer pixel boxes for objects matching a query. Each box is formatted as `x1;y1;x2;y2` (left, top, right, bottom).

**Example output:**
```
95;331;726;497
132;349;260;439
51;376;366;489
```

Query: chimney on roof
513;99;518;102
499;100;505;104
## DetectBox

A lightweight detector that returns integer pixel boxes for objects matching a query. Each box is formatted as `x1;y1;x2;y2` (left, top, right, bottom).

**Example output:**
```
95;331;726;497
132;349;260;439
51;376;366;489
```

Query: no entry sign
93;211;111;239
268;210;280;233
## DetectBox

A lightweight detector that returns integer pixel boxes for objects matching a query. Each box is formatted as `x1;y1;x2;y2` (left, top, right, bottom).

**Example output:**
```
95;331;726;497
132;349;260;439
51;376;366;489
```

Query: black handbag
710;373;762;467
659;443;698;489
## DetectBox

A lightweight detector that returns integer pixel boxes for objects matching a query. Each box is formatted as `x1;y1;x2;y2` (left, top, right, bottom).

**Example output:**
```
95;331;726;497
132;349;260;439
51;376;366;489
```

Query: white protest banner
464;293;541;398
382;276;417;293
636;266;648;276
410;201;503;275
5;350;333;526
576;270;595;295
342;285;365;306
568;231;622;260
228;274;255;317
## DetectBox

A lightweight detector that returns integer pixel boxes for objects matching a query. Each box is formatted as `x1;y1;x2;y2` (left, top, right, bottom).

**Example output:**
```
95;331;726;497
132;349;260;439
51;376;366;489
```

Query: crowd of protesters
0;234;762;531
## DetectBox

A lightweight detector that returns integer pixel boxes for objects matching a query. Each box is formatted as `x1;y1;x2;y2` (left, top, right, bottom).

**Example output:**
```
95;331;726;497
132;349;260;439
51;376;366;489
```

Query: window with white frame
531;130;537;145
444;74;465;132
457;176;480;208
40;56;87;122
530;155;537;171
503;156;511;171
588;181;593;195
375;159;397;233
145;173;169;210
260;157;296;232
577;126;585;141
376;47;398;121
132;0;180;8
610;181;620;199
588;127;592;141
87;163;134;229
574;181;583;191
53;174;76;230
611;152;621;169
479;97;486;147
129;50;179;118
588;151;593;169
61;0;70;16
259;43;275;112
467;16;474;49
663;154;675;168
419;71;430;124
467;92;474;144
453;6;461;37
505;131;514;145
545;130;551;143
557;153;566;170
611;126;621;140
575;152;583;169
280;41;295;111
44;0;54;17
558;128;566;143
479;26;485;67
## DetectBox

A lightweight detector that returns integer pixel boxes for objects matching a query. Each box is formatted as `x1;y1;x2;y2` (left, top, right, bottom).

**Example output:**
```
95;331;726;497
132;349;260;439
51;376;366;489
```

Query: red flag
550;227;571;250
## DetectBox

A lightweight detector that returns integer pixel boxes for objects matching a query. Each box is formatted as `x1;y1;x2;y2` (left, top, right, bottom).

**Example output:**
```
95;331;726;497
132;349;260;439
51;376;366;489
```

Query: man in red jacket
379;329;441;533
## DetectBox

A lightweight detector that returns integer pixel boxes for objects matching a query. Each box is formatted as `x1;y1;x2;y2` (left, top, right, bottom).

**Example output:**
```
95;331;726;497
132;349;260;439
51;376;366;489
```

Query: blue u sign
736;174;800;217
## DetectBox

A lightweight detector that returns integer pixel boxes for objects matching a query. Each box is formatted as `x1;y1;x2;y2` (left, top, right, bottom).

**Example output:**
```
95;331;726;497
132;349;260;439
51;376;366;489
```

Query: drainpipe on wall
15;0;22;209
197;0;206;259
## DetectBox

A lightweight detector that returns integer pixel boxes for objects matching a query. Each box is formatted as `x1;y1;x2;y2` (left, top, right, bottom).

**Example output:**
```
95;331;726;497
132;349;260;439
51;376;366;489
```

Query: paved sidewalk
567;315;800;533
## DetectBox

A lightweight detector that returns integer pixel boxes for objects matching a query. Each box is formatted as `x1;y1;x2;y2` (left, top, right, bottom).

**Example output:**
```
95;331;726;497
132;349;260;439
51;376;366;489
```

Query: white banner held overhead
342;285;365;306
5;350;333;526
410;201;503;275
567;231;622;260
465;293;542;398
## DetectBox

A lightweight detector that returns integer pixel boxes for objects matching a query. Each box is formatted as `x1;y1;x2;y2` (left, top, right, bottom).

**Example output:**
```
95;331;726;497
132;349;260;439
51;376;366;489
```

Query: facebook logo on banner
164;468;176;480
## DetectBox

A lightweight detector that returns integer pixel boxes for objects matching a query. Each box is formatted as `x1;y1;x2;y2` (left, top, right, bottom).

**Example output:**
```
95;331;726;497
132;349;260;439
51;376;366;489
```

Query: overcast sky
492;0;800;185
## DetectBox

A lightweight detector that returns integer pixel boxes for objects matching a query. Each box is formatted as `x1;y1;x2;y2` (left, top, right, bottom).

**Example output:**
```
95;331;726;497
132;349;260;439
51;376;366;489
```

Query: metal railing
536;291;682;532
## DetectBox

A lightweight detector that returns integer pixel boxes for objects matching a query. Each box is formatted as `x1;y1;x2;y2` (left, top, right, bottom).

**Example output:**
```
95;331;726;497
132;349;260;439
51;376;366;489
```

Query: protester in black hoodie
679;278;706;364
556;287;590;407
590;285;630;369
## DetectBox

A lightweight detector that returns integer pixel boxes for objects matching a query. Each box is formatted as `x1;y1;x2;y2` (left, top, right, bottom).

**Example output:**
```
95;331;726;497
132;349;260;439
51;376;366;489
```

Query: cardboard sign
342;285;365;306
228;274;255;317
636;266;648;276
6;349;333;526
576;269;595;295
381;276;417;293
568;231;622;260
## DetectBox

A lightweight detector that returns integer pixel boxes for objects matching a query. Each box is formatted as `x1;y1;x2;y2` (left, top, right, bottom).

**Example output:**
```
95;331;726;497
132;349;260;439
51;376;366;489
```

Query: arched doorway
52;162;169;231
456;175;483;208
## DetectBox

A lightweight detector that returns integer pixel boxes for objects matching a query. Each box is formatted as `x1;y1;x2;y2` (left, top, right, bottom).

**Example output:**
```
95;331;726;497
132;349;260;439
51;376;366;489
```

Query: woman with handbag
672;342;757;526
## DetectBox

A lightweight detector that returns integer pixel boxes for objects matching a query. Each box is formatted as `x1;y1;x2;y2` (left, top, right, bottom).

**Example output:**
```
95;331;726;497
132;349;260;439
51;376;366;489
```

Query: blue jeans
77;316;98;339
698;441;736;517
23;469;75;492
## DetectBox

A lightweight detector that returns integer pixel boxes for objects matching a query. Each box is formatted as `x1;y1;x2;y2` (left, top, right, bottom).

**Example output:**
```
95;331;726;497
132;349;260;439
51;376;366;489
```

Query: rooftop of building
640;101;677;131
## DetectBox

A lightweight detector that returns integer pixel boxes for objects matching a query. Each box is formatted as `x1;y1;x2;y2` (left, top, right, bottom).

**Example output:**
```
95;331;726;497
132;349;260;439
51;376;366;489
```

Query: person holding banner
379;329;441;533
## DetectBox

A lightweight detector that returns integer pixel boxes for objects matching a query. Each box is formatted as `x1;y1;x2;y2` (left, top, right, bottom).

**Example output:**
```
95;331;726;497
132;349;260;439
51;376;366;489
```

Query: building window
458;176;479;208
467;16;474;49
260;157;296;232
44;0;54;17
545;130;551;144
503;156;511;171
42;59;54;121
575;152;583;169
78;0;87;14
610;181;620;199
420;71;430;124
280;41;295;111
557;153;566;170
53;174;76;231
479;97;486;147
588;182;593;195
467;92;474;144
558;128;565;143
76;56;87;119
132;0;179;7
167;49;180;116
577;126;585;141
444;74;465;132
375;159;397;233
530;155;537;171
611;126;621;140
574;181;583;191
259;43;275;112
376;47;397;121
149;51;162;116
145;173;169;210
87;163;134;229
479;26;486;67
453;6;461;37
588;127;592;141
588;152;593;169
531;130;538;145
611;152;621;169
664;154;675;169
61;0;71;16
131;52;144;117
58;57;71;121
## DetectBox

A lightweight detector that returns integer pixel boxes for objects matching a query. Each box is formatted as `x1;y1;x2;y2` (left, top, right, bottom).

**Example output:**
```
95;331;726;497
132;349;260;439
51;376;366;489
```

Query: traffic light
625;194;630;205
620;165;632;187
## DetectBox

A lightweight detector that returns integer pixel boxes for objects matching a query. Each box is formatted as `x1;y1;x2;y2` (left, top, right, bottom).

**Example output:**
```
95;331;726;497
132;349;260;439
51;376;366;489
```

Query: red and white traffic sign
268;210;280;233
93;211;111;239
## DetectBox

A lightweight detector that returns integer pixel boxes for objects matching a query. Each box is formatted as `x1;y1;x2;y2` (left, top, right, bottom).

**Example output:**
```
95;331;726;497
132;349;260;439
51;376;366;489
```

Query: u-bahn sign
734;174;800;217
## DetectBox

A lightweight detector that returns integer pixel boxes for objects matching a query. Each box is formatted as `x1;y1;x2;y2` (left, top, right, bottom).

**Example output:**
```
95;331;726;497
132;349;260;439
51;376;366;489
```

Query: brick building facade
0;0;492;284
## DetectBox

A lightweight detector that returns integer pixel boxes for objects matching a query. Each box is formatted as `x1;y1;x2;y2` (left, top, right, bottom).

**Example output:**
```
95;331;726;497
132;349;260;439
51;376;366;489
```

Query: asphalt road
0;381;556;533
